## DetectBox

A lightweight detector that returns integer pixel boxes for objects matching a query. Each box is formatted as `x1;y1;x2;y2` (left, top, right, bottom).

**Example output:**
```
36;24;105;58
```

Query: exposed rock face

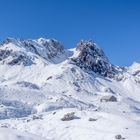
0;38;64;65
0;49;34;66
22;38;64;60
16;81;40;90
71;40;119;78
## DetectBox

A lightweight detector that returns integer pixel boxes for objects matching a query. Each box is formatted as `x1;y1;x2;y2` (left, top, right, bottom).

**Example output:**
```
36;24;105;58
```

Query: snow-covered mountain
0;38;140;140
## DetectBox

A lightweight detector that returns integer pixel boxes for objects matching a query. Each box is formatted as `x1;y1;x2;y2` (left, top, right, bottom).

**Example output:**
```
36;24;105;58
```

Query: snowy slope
0;128;47;140
0;38;140;140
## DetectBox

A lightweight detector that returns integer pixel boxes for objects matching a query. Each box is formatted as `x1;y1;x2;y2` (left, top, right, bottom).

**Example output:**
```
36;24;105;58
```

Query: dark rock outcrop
100;95;117;102
17;81;40;90
0;38;64;66
61;112;79;121
71;40;119;78
0;49;34;66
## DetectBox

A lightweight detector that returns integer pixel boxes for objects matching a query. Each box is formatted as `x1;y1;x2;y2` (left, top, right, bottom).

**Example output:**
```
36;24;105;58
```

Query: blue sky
0;0;140;66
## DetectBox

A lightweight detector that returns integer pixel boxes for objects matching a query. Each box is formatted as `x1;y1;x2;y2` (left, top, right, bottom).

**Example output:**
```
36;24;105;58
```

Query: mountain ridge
0;37;126;77
0;37;140;140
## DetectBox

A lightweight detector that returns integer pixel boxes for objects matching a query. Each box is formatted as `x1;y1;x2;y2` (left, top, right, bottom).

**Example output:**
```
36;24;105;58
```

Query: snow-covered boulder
88;118;97;121
100;95;117;102
61;112;79;121
115;134;124;139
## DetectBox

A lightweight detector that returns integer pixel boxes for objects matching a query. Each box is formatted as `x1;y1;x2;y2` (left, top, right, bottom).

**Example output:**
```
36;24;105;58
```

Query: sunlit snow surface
0;38;140;140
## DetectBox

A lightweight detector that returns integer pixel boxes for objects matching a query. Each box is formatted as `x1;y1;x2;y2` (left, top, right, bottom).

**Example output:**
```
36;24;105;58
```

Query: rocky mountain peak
76;40;109;62
0;37;64;65
71;40;119;78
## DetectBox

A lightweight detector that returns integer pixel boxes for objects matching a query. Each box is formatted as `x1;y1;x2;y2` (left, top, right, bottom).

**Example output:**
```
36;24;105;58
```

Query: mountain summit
71;40;120;78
